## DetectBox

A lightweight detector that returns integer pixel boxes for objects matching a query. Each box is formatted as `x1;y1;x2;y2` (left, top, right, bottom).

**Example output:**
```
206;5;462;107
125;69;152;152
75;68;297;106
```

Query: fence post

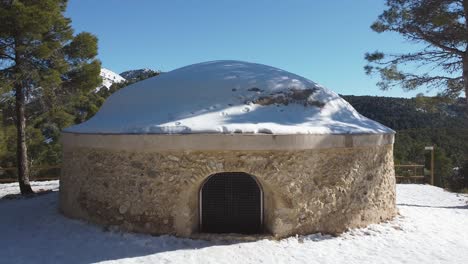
431;146;435;186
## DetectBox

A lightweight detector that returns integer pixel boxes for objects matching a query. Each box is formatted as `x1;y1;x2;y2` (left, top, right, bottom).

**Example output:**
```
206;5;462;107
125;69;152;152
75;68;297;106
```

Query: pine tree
0;0;101;194
365;0;468;103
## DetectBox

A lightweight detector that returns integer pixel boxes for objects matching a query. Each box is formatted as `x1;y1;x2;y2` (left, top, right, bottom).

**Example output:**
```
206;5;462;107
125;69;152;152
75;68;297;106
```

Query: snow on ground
66;61;393;135
1;182;466;264
0;180;59;198
97;68;126;92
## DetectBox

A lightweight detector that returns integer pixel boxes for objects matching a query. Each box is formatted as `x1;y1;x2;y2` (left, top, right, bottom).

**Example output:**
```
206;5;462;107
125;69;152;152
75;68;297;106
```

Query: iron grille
201;172;262;234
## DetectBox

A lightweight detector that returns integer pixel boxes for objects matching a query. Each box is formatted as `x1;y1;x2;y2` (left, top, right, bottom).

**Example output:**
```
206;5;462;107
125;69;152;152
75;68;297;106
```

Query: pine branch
412;27;465;56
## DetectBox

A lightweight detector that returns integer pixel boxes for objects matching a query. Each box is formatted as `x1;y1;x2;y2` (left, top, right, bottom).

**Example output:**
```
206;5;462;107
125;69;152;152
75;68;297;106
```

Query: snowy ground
1;181;467;264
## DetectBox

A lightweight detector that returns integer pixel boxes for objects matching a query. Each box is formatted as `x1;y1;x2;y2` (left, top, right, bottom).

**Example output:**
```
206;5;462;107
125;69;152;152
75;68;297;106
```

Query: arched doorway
200;172;263;234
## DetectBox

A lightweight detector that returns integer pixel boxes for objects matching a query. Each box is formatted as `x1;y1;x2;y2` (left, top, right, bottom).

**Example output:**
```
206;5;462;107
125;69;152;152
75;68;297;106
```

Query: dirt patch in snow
247;87;263;92
253;88;325;107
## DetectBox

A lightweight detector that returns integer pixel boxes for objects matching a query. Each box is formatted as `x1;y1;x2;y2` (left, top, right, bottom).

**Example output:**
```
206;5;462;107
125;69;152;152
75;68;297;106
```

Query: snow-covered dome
65;60;393;135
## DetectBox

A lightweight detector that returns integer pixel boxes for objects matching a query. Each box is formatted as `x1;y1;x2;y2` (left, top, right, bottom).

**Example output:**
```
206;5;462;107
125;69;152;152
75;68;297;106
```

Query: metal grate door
200;172;262;234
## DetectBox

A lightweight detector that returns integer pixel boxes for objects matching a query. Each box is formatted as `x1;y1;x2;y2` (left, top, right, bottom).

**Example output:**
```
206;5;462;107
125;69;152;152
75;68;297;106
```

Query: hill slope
98;68;126;91
120;68;159;82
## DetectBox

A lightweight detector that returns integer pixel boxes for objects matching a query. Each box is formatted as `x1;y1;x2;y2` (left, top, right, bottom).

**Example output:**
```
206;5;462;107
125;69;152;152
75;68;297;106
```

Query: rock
167;155;180;162
119;201;130;214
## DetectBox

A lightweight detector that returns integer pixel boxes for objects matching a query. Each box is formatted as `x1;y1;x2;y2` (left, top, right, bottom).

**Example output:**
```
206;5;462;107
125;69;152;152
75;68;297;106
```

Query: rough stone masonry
59;134;396;238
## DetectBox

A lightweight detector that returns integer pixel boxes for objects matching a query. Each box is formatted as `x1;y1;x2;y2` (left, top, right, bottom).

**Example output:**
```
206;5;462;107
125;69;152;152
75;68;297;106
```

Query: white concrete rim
61;132;394;151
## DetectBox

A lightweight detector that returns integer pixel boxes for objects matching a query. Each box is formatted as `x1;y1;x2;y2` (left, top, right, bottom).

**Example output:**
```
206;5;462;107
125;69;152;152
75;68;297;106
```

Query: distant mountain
120;68;160;83
97;68;126;92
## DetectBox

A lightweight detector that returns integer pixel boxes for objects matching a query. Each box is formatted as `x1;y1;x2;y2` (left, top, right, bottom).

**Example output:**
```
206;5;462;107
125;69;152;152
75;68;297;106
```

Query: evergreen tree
0;0;100;194
365;0;468;102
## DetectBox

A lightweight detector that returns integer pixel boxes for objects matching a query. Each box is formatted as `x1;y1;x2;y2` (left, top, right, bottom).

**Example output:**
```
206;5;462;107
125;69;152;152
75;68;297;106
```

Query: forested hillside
343;95;468;189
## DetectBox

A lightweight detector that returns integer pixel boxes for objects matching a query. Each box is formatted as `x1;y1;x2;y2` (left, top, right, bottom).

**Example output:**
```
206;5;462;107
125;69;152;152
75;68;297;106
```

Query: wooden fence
394;164;426;184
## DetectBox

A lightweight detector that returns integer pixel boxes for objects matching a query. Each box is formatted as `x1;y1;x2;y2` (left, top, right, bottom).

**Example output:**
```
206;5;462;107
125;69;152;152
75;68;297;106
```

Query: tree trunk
15;82;33;195
464;57;468;104
464;0;468;104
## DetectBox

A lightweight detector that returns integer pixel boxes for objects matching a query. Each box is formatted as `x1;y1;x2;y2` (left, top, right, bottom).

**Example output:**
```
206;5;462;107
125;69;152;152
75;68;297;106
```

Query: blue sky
66;0;434;98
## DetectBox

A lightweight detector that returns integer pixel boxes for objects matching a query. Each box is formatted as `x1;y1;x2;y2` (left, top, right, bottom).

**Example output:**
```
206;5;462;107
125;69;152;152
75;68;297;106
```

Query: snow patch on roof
66;60;394;135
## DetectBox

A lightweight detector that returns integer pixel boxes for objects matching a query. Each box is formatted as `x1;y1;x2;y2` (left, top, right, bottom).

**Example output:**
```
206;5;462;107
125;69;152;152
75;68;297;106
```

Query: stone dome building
59;60;397;238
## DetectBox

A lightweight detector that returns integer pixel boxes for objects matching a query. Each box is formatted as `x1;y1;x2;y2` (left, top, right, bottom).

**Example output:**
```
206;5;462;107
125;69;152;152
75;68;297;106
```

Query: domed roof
65;60;393;135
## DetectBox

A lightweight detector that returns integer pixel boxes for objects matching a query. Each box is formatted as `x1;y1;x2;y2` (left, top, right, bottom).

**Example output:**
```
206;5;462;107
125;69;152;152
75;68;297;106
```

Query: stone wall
59;143;396;238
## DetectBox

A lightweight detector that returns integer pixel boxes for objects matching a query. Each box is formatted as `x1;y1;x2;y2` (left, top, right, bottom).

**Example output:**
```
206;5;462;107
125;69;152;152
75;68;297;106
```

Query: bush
446;160;468;191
